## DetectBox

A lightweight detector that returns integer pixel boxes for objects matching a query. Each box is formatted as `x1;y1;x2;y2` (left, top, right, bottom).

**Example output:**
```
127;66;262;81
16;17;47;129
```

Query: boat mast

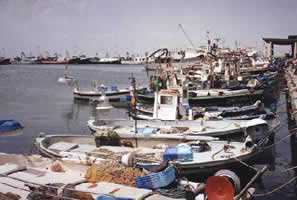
130;74;138;134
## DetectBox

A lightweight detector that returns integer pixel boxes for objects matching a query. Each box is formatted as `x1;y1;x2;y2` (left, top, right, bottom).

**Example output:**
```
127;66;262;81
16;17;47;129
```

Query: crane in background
178;24;195;49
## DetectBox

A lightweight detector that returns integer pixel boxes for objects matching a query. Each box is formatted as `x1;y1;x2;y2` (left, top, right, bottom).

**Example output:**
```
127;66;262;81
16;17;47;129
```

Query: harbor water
0;64;296;199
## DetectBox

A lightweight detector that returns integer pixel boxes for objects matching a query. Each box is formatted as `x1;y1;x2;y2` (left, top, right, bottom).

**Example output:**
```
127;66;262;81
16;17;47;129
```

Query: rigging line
259;128;297;151
265;165;297;175
252;175;297;197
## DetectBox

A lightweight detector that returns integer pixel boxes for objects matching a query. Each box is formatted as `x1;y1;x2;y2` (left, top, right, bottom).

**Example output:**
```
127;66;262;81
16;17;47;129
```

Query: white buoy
121;152;135;167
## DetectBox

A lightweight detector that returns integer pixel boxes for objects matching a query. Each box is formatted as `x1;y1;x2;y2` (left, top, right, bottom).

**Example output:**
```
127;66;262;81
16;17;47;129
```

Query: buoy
205;176;234;200
121;152;135;167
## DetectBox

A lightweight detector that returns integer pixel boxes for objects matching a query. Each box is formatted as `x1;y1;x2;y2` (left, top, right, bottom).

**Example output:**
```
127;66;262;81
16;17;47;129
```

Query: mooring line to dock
260;127;297;151
252;175;297;197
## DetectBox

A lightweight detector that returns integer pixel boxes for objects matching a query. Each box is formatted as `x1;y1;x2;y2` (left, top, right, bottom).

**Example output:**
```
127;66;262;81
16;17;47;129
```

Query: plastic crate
163;147;178;161
177;145;193;162
135;166;176;189
163;145;193;162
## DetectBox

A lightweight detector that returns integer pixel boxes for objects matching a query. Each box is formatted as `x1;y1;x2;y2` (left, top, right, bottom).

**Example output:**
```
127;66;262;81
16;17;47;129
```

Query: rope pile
85;161;145;187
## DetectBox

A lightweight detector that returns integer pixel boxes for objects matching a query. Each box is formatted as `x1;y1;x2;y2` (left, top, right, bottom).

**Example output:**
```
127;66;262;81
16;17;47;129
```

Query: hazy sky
0;0;296;57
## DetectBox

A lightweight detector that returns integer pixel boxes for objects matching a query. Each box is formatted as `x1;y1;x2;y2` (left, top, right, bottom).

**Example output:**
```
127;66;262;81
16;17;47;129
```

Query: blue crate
163;147;178;161
135;166;176;189
163;145;193;162
177;145;193;162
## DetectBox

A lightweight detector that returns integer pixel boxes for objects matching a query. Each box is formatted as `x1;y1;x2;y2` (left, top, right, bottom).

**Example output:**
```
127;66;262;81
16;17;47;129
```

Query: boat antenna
178;24;195;49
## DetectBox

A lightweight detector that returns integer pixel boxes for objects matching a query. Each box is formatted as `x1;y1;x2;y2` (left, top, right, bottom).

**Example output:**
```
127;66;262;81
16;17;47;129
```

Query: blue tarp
0;120;23;133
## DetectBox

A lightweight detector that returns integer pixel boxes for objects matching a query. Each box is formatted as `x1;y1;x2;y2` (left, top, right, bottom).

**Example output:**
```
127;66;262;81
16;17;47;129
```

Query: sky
0;0;296;57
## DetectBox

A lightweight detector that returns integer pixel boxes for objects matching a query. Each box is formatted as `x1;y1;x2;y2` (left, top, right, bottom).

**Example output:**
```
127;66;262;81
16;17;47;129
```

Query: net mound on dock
85;161;146;187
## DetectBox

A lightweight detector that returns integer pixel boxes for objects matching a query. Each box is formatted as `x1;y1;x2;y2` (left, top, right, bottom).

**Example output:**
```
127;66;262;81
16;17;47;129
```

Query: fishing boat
35;133;269;177
0;153;258;200
98;57;121;64
137;88;264;107
39;58;68;65
74;81;145;101
0;120;23;136
78;55;101;64
87;117;268;141
130;86;274;120
11;52;38;64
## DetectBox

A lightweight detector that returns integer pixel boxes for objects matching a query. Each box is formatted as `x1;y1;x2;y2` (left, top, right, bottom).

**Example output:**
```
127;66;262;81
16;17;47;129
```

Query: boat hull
39;60;68;64
0;58;10;65
73;90;131;100
36;135;271;179
137;89;264;107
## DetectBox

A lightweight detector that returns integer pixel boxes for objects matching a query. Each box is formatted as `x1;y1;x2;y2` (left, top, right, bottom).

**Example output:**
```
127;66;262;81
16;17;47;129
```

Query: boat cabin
153;88;189;121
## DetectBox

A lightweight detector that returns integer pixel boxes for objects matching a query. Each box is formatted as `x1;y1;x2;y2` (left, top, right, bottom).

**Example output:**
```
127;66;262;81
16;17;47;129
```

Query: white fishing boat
130;87;273;120
35;134;269;177
98;57;121;64
73;81;144;101
87;117;269;142
0;153;258;200
11;52;38;64
0;153;159;200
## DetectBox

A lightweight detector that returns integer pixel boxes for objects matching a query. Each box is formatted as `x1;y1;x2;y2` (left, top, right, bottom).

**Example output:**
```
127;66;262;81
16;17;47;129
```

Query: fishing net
159;127;189;134
85;161;146;187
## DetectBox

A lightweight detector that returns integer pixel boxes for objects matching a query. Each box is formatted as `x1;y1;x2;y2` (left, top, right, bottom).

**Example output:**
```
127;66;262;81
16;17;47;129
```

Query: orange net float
205;176;235;200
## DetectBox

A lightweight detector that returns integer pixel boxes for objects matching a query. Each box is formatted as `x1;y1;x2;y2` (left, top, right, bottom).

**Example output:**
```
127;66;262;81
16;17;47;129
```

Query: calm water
0;64;296;199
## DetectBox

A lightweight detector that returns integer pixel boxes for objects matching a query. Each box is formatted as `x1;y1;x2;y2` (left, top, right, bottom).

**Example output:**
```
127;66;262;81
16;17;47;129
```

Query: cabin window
160;96;173;105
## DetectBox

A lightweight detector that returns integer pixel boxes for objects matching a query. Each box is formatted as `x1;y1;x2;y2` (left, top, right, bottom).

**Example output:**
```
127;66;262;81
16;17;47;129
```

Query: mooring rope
259;127;297;151
228;125;297;173
252;175;297;197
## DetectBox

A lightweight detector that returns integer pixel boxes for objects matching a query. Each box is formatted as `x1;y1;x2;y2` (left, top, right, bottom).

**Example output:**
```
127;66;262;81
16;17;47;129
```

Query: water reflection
0;129;23;137
61;99;128;132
